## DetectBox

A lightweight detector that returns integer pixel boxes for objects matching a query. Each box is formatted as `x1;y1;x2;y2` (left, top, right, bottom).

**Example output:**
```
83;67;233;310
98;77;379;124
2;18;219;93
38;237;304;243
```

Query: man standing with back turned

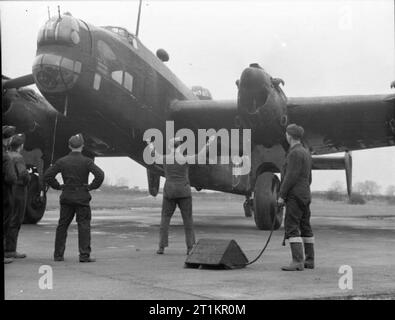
44;134;104;262
278;124;314;271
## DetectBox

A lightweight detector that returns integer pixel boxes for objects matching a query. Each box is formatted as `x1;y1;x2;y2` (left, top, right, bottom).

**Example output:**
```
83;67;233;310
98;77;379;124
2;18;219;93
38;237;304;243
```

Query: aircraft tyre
23;172;46;224
253;172;283;230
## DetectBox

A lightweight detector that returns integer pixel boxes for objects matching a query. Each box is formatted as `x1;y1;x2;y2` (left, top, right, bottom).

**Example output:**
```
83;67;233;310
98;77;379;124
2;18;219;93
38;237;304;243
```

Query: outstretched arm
183;135;217;163
146;140;165;163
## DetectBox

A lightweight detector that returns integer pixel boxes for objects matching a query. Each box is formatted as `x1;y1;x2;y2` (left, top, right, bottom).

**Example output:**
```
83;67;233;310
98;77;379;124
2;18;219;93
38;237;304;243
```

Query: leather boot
303;237;315;269
4;257;13;264
281;240;304;271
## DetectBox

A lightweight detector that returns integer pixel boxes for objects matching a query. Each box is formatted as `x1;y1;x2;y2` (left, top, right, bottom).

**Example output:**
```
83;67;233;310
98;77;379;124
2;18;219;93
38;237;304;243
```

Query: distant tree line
317;180;395;205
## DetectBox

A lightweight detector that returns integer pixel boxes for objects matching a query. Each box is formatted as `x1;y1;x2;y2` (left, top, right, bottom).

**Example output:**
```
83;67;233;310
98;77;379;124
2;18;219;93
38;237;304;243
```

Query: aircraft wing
169;99;238;131
287;94;395;154
170;93;395;155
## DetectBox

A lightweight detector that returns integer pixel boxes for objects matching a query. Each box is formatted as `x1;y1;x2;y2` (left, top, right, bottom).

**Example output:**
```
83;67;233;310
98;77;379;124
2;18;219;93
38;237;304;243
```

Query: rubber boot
4;251;26;259
303;237;315;269
281;241;304;271
79;257;96;263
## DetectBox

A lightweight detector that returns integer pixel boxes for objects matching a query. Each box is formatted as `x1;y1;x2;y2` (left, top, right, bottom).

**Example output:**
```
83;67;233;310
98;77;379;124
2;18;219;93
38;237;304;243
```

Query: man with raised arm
147;135;216;255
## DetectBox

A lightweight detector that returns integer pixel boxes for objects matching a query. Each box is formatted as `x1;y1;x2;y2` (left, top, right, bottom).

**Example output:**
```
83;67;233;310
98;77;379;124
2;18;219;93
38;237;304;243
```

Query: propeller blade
2;74;35;89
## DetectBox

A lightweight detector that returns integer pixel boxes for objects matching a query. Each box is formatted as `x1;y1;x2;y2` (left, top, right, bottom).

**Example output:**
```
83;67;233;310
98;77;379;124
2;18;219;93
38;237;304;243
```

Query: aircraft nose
32;14;84;93
32;53;81;92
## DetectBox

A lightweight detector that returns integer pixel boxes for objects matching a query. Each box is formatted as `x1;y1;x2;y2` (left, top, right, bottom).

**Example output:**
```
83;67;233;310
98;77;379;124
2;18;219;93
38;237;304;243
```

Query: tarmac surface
4;195;395;300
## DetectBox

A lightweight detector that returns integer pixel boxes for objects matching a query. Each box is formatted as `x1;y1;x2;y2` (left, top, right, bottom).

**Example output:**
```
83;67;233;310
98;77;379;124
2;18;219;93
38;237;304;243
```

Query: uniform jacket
44;151;104;206
279;143;312;203
163;161;191;199
3;151;18;186
7;151;30;186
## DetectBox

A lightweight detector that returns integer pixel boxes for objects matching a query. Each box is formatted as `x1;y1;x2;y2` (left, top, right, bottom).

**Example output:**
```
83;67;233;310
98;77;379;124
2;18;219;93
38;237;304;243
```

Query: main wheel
23;172;46;224
253;172;283;230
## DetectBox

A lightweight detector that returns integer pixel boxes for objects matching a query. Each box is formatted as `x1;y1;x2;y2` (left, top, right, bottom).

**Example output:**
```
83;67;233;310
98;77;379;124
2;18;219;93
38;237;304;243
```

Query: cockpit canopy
191;86;212;100
102;26;138;48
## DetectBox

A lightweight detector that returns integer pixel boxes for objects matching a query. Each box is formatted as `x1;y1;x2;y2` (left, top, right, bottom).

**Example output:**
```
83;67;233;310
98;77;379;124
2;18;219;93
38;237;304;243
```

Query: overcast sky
1;0;394;193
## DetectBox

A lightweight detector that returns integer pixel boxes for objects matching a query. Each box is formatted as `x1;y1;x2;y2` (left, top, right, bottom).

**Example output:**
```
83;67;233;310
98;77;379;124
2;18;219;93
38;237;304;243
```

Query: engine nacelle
237;63;288;147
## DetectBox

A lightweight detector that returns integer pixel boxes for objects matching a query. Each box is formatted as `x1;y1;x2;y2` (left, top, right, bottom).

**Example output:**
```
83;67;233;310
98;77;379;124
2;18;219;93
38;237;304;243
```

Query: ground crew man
147;135;216;255
44;134;104;262
3;126;18;264
278;124;314;271
5;134;31;259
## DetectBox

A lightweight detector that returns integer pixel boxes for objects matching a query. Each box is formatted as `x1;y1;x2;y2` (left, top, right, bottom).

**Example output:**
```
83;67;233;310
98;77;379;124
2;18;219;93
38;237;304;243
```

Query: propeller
2;74;35;90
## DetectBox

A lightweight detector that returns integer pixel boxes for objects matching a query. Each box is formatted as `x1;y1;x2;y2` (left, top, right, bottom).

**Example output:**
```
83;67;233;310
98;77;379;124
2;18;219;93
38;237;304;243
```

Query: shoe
281;242;304;271
54;256;64;262
303;240;315;269
156;247;164;254
4;258;13;264
79;257;96;263
5;252;26;259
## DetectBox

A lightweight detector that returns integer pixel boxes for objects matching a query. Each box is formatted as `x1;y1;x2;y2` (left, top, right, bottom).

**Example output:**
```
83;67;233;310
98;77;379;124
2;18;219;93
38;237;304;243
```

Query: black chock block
184;239;248;269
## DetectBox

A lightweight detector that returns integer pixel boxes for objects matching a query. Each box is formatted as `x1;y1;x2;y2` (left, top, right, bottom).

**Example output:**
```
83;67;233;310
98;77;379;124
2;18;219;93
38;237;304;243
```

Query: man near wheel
44;134;104;262
278;124;314;271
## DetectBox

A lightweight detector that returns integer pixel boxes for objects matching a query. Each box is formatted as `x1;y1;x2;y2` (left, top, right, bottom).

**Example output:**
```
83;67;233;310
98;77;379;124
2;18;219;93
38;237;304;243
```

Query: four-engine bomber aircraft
3;13;395;229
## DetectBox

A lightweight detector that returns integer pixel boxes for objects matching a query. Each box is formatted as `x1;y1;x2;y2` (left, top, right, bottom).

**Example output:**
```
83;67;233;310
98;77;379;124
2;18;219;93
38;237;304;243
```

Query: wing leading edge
287;94;395;154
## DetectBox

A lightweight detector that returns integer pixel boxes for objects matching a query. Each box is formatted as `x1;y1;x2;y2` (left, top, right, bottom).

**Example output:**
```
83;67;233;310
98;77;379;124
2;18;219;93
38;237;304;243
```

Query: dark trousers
54;204;91;259
284;195;313;239
159;196;195;249
3;184;14;251
5;185;27;253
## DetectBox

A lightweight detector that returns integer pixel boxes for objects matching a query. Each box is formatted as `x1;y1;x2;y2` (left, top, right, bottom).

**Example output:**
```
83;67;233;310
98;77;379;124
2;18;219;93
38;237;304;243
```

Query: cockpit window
103;26;132;38
111;71;123;85
102;26;137;48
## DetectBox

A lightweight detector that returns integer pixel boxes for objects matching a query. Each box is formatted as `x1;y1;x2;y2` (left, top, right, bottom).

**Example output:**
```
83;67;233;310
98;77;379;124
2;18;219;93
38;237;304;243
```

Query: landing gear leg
243;196;253;217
